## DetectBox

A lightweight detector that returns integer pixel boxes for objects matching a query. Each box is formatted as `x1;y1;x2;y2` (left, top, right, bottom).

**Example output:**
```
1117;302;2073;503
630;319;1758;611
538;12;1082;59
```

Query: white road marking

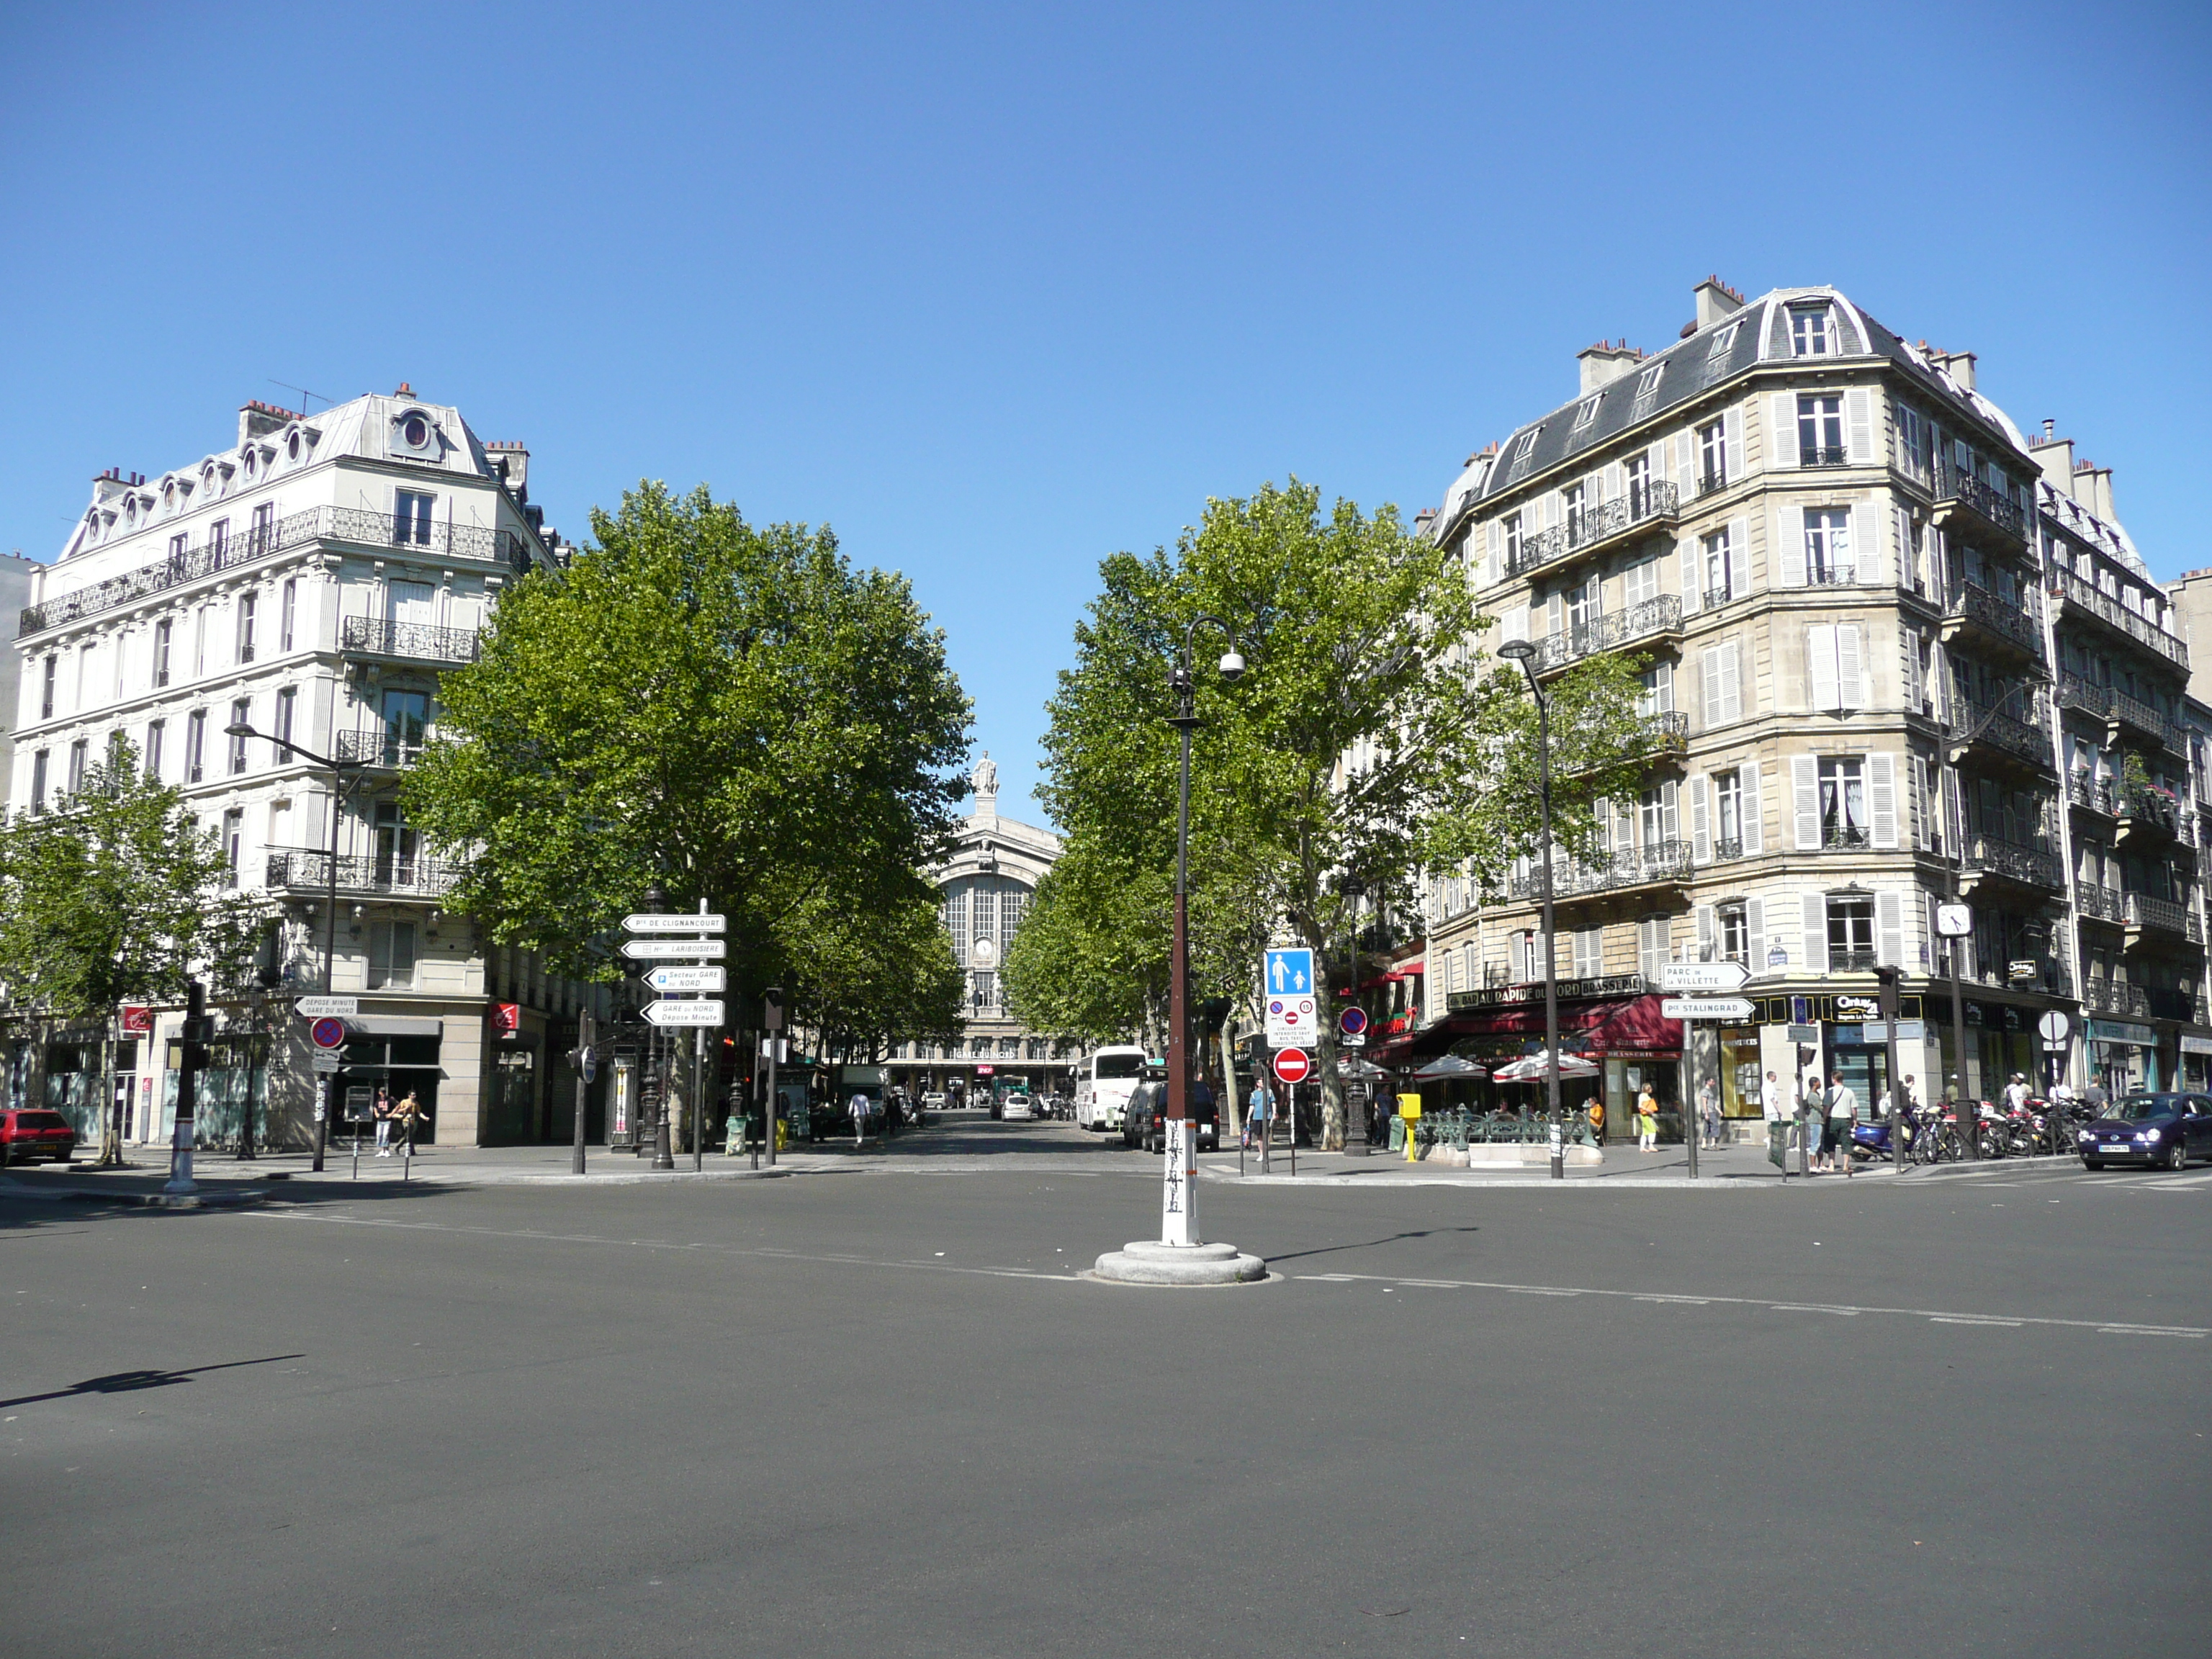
1930;1316;2023;1327
1768;1304;1858;1316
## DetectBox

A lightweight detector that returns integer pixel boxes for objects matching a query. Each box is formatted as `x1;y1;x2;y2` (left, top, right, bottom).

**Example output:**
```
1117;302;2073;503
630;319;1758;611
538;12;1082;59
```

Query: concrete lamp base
1092;1238;1267;1287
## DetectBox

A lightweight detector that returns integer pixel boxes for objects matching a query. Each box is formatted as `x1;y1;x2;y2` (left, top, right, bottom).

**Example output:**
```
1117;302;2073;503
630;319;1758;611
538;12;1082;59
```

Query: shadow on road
1266;1225;1483;1265
0;1353;305;1411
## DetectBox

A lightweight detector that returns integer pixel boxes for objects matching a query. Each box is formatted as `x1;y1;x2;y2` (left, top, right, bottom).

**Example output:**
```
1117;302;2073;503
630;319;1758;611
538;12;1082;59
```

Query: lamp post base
1091;1238;1266;1287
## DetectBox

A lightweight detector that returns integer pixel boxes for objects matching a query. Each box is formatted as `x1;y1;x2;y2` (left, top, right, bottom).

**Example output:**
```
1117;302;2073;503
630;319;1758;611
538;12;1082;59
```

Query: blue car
2078;1092;2212;1171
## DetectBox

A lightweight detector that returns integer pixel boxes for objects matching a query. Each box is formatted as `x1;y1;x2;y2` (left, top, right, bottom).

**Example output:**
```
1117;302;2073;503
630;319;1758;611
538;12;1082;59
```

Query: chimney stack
1692;275;1745;331
2074;460;2117;526
2027;426;2075;496
1931;349;1978;392
1576;338;1643;395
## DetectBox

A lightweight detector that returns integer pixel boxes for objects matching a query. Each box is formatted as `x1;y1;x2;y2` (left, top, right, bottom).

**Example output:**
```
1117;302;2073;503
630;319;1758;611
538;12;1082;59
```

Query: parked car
2079;1092;2212;1170
0;1109;78;1166
1002;1091;1035;1122
1122;1080;1220;1153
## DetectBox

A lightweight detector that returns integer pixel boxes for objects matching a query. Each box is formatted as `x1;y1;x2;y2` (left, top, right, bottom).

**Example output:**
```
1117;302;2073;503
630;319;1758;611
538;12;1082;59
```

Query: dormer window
242;449;257;479
1706;322;1740;360
287;431;301;461
394;409;438;457
1790;305;1833;356
1635;363;1665;397
1572;396;1600;431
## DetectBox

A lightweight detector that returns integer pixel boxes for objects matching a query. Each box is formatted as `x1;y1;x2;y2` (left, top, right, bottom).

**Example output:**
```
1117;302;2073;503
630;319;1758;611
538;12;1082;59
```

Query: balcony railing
1528;595;1683;673
333;729;431;768
1447;974;1650;1012
1822;824;1872;850
1933;458;2028;543
341;616;482;665
20;505;544;637
2052;570;2190;671
1942;582;2045;660
2108;687;2185;754
1807;563;1861;587
1950;701;2054;770
2085;979;2152;1019
1799;446;1849;467
1507;482;1681;577
1506;840;1692;902
2067;771;2121;815
1697;470;1728;498
1828;948;1879;974
2124;892;2200;942
2118;786;2180;837
264;848;464;897
2075;882;2123;924
1963;835;2064;891
1709;837;1745;863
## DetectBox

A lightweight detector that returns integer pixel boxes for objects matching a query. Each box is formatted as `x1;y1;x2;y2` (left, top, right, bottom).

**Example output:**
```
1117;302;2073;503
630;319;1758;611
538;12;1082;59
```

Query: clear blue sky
4;1;2206;827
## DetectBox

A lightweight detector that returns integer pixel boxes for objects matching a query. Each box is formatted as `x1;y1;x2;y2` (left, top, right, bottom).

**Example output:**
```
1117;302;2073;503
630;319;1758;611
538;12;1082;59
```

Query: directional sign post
1656;962;1750;994
624;913;727;933
645;966;727;994
1660;997;1756;1022
622;938;728;960
642;999;725;1028
295;996;359;1019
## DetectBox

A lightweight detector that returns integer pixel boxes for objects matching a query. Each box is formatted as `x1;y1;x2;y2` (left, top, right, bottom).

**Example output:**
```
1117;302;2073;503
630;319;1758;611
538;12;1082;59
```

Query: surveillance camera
1219;650;1245;682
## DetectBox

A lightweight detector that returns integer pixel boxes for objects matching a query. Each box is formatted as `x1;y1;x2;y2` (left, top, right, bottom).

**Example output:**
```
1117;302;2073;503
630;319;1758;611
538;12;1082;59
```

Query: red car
0;1110;78;1166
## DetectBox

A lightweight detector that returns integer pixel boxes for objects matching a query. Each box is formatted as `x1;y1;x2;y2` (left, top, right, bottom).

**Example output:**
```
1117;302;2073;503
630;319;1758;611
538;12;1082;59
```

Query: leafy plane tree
1017;478;1656;1148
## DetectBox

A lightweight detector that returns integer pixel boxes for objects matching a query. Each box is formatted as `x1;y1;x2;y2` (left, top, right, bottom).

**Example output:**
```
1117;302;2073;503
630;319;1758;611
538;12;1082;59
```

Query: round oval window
287;432;300;460
402;415;429;449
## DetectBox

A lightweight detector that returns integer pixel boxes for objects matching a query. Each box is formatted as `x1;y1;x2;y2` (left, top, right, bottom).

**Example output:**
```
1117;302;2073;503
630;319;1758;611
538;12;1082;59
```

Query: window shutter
1802;894;1829;974
1662;779;1679;845
1839;624;1866;709
1653;659;1675;712
1740;763;1763;854
1720;641;1743;721
1673;431;1692;489
1808;625;1839;712
1593;796;1611;852
1487;519;1502;585
1869;752;1898;847
1702;647;1723;728
1771;393;1799;468
1547;593;1563;637
1728;516;1750;599
1846;387;1876;464
1691;774;1710;863
1575;927;1602;978
1681;540;1702;618
1696;904;1716;961
1603;462;1621;503
1909;755;1928;850
1778;508;1806;585
1876;889;1904;967
1725;405;1745;480
1848;504;1879;586
1746;896;1766;974
1505;605;1527;643
1903;627;1923;711
1792;755;1820;849
1544;493;1559;529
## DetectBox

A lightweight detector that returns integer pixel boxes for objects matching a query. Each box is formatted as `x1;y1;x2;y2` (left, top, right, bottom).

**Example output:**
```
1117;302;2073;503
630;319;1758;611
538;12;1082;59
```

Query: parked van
1074;1046;1151;1132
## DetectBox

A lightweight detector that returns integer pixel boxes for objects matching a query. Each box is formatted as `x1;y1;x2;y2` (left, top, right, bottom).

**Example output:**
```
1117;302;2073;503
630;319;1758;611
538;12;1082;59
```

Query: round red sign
310;1017;347;1050
1272;1048;1312;1084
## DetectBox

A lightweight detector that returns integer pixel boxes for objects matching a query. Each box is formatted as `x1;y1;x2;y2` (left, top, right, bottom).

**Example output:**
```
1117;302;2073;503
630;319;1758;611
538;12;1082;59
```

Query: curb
0;1179;268;1210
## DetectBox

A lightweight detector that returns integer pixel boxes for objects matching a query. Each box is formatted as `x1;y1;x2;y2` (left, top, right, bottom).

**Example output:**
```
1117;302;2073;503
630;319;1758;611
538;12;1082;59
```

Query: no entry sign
1272;1048;1312;1085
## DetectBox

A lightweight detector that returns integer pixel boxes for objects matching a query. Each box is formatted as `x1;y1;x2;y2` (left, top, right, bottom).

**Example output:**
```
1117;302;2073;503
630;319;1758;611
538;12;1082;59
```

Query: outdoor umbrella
1413;1053;1490;1080
1491;1051;1599;1082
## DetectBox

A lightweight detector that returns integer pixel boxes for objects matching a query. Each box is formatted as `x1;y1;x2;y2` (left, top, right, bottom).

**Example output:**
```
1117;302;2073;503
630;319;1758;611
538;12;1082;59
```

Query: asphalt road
4;1121;2207;1658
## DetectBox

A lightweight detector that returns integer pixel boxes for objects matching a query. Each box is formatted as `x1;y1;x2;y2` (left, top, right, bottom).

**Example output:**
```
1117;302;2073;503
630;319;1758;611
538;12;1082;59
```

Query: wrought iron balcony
1807;564;1863;587
2106;687;2185;756
1447;973;1650;1012
2085;979;2152;1018
1709;837;1745;863
1528;595;1683;674
264;848;464;898
19;505;545;638
2074;881;2123;924
1505;839;1692;903
2067;770;2120;816
1828;948;1879;974
1941;582;2046;663
2116;786;2182;845
1961;834;2064;893
2051;570;2190;671
1799;446;1849;467
1932;458;2028;545
1506;482;1681;577
341;616;482;665
1701;586;1736;611
332;729;430;768
2124;892;2199;943
1948;700;2054;773
1821;824;1872;850
1697;469;1728;498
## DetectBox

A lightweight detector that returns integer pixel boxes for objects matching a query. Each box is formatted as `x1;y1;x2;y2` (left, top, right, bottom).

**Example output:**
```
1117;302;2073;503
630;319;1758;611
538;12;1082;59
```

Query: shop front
2088;1017;2159;1094
2181;1033;2212;1091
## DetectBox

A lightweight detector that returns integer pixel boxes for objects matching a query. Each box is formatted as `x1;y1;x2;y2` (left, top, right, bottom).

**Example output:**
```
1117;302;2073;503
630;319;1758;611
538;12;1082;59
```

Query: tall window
275;686;297;758
221;809;243;884
1790;305;1832;356
1719;904;1748;965
1503;513;1523;570
1563;482;1586;544
1714;770;1743;853
236;592;258;663
193;606;208;677
281;579;297;651
145;720;165;780
250;501;274;547
30;750;48;814
1825;894;1875;968
381;689;430;763
971;971;996;1009
208;518;230;560
1797;394;1845;464
153;620;171;687
228;700;251;773
1818;757;1867;848
374;801;419;886
77;643;94;711
1897;405;1930;477
1701;528;1733;606
185;710;207;783
368;920;418;989
1804;509;1853;583
66;738;87;794
1638;662;1674;716
395;490;435;547
1698;419;1727;492
168;532;187;559
40;655;55;719
1624;454;1651;517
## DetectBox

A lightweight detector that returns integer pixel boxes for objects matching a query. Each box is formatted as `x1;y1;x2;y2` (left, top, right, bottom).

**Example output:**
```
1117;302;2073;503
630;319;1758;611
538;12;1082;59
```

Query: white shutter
1778;508;1806;585
1728;516;1750;600
1849;504;1879;586
1869;752;1898;847
1675;431;1694;490
1771;392;1799;469
1681;539;1702;617
1719;641;1743;721
1575;927;1602;978
1808;625;1839;712
1593;796;1611;853
1792;755;1820;849
1702;647;1724;728
1505;605;1528;643
1696;904;1716;961
1876;889;1904;968
1662;779;1679;845
1746;896;1766;976
1691;774;1711;863
1802;894;1829;974
1837;624;1866;709
1603;462;1621;503
1903;626;1923;711
1725;405;1745;481
1741;764;1763;854
1908;755;1928;850
1653;659;1675;712
1846;387;1875;464
1547;593;1563;637
1487;520;1502;585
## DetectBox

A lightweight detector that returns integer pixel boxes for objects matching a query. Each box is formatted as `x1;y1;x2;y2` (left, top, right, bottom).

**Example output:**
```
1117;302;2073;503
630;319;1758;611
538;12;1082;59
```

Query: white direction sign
622;938;727;960
310;1049;343;1074
624;912;727;933
642;999;725;1028
1661;997;1756;1022
646;966;727;994
294;995;359;1018
1657;961;1749;993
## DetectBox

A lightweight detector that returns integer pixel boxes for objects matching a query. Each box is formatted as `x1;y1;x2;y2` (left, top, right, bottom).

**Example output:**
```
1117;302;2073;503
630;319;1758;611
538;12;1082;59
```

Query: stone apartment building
4;392;606;1149
1406;278;2211;1133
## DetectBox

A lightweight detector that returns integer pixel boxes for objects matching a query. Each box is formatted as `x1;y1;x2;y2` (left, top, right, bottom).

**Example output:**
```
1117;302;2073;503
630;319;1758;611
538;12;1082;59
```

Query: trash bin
1767;1121;1792;1170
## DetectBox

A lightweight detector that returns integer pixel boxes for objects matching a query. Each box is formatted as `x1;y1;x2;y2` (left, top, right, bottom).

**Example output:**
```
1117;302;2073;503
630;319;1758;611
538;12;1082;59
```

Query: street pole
1876;965;1904;1174
693;897;709;1173
165;979;205;1196
1500;641;1565;1181
763;987;783;1169
644;885;675;1172
1947;801;1976;1161
1341;876;1368;1156
571;1004;593;1176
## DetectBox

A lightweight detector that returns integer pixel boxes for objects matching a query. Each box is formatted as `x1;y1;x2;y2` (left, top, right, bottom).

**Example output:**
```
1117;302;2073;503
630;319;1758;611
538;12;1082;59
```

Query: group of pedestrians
1753;1067;1921;1172
370;1088;420;1156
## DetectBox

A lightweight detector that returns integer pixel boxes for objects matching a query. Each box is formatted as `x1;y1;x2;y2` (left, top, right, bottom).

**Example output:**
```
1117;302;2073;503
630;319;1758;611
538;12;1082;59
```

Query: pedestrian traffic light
763;986;784;1032
1195;997;1233;1036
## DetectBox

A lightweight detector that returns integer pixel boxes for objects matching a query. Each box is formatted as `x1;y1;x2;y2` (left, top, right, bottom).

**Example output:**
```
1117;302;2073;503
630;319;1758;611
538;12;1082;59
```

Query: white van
1074;1046;1151;1131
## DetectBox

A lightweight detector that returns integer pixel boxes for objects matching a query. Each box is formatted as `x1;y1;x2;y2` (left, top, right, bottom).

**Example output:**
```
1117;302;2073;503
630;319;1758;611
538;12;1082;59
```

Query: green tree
1028;479;1656;1146
0;738;271;1162
784;889;966;1100
403;482;974;1010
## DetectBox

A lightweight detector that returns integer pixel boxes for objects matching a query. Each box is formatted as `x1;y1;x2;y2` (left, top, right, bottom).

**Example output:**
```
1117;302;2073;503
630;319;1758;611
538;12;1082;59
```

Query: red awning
1372;993;1683;1067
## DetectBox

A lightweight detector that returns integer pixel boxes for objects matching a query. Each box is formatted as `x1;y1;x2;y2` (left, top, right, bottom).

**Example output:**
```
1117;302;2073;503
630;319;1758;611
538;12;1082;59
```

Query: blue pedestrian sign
1264;948;1314;997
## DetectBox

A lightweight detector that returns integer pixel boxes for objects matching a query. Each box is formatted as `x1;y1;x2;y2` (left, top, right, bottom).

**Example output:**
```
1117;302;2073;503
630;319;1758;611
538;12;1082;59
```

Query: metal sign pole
1683;1028;1699;1181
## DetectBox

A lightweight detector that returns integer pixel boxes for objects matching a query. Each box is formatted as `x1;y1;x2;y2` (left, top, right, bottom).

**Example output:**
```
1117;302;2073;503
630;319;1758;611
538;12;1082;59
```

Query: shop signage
1859;1022;1886;1044
2009;960;2038;983
1660;997;1754;1021
642;999;724;1028
492;1002;521;1033
621;938;728;959
624;912;727;933
1788;1024;1819;1043
1894;1020;1926;1040
1658;962;1748;993
1272;1048;1312;1084
2181;1035;2212;1056
295;996;358;1018
120;1006;152;1033
2088;1019;2155;1046
1835;995;1880;1018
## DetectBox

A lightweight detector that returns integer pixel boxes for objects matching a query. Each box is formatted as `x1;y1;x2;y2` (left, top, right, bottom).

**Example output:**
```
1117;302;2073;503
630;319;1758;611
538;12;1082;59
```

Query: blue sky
4;1;2206;827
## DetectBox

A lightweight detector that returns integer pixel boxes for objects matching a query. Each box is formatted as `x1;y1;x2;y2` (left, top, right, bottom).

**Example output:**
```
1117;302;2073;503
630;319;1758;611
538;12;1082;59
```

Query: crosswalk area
1901;1156;2212;1194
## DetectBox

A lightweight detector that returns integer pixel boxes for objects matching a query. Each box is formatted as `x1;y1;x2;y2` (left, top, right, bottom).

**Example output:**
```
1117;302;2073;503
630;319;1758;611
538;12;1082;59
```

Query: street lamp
1339;873;1367;1156
1495;641;1565;1182
227;720;365;1173
1093;613;1263;1285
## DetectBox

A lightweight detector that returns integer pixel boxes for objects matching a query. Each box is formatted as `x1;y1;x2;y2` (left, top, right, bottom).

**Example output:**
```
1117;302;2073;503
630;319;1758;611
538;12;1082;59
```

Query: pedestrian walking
848;1090;871;1146
1697;1075;1722;1149
396;1089;421;1155
1799;1074;1825;1170
1246;1079;1272;1150
373;1087;395;1156
1761;1069;1786;1123
1826;1071;1857;1171
1635;1081;1659;1151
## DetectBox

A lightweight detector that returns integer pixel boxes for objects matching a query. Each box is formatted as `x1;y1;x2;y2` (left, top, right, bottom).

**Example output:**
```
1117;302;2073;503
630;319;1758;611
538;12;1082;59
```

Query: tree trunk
96;1028;121;1167
1220;1021;1243;1137
1299;918;1346;1151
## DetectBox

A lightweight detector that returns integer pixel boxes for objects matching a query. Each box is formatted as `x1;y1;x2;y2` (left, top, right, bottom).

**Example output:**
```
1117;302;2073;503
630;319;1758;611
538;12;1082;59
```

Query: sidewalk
1202;1137;1892;1188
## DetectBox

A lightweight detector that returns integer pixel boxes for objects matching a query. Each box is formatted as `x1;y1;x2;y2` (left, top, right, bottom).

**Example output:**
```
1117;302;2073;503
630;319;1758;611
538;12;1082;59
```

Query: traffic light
763;986;785;1032
1195;997;1233;1036
567;1010;598;1082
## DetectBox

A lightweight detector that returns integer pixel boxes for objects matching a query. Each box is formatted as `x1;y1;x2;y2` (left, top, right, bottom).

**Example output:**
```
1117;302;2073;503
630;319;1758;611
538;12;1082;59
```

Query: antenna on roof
269;379;330;412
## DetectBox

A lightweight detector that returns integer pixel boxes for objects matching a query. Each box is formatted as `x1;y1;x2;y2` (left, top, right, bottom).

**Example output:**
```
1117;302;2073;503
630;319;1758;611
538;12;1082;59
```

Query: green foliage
403;482;973;994
786;889;966;1060
0;738;270;1016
